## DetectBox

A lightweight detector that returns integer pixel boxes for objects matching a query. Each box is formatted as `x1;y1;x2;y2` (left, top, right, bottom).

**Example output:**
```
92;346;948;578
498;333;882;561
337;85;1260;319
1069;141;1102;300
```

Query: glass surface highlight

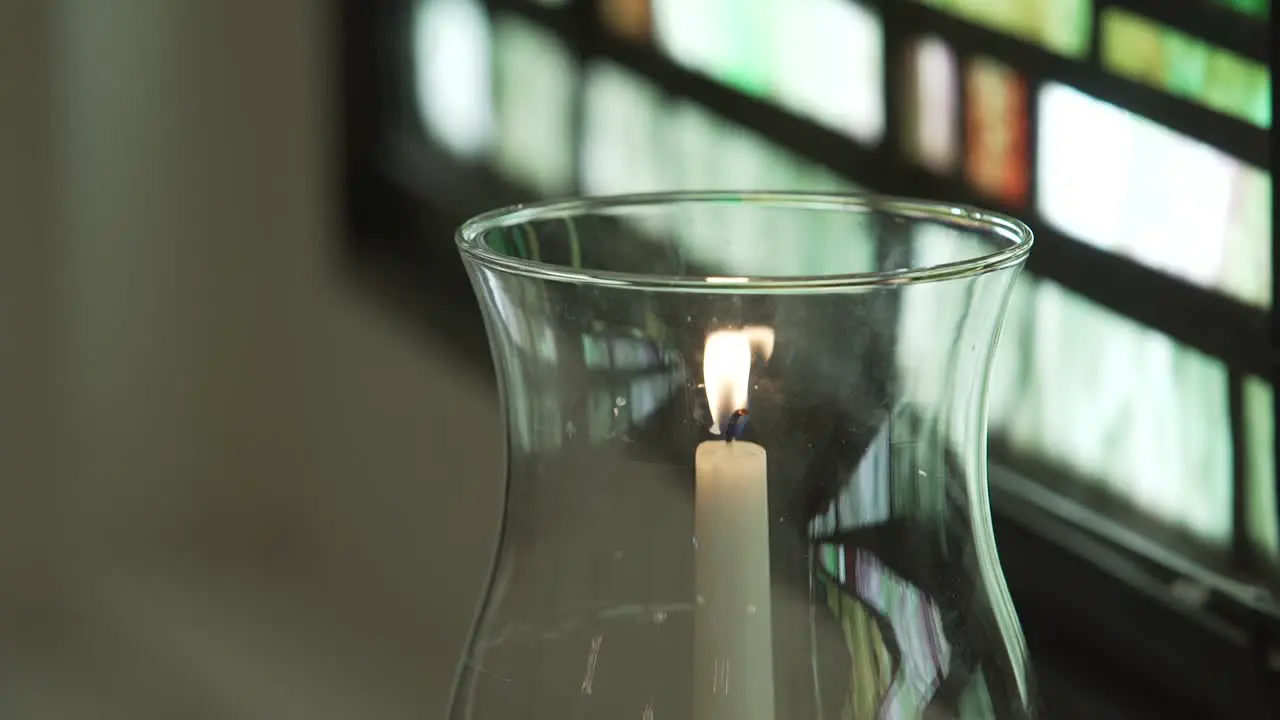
451;192;1039;719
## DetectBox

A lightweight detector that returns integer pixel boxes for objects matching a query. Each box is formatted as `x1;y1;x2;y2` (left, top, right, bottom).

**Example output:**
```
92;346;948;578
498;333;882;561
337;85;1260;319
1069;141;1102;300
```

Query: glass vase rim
456;191;1033;290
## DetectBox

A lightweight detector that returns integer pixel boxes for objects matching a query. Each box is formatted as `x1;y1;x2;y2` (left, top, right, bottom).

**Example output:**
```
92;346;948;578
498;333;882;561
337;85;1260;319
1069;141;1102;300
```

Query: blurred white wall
2;1;503;716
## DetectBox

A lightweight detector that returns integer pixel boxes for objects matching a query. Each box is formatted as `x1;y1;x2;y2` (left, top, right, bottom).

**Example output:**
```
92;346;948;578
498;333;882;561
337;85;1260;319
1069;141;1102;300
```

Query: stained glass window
398;0;1275;582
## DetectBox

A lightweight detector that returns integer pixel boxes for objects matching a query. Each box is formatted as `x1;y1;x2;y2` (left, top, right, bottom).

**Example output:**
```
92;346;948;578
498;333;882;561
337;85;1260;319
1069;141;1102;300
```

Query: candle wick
725;408;749;443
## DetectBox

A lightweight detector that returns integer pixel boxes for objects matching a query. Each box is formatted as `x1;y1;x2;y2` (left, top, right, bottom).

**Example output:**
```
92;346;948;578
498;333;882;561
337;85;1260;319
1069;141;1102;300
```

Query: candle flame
703;327;774;435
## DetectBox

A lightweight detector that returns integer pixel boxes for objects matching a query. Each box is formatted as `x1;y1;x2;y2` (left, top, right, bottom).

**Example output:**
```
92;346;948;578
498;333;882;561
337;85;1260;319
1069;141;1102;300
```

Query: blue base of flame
720;408;750;442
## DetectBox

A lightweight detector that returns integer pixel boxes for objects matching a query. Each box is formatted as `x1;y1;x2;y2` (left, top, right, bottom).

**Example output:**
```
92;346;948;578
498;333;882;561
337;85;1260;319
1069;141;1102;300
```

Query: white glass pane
580;62;665;195
1037;82;1271;307
654;0;884;144
907;36;959;173
493;15;575;193
1006;279;1233;545
771;0;885;144
413;0;494;159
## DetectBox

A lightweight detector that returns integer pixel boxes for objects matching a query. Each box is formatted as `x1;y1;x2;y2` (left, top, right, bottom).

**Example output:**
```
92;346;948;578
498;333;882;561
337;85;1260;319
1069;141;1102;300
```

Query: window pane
651;0;772;96
1213;0;1270;19
652;0;885;144
581;59;865;199
1037;82;1272;307
965;57;1029;206
1244;377;1278;562
767;0;885;144
579;60;870;273
601;0;653;42
990;277;1234;546
915;0;1093;58
493;15;576;193
413;0;494;159
1101;8;1270;128
903;36;959;174
581;62;666;195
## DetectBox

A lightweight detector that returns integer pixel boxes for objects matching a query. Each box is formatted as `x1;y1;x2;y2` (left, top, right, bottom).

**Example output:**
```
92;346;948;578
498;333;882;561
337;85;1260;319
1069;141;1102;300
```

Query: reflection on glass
904;36;959;174
652;0;885;145
1102;8;1270;128
583;335;671;372
413;0;494;159
1244;377;1277;563
915;0;1092;58
1037;82;1272;307
810;421;893;537
493;14;576;193
965;57;1028;206
990;277;1234;546
601;0;653;42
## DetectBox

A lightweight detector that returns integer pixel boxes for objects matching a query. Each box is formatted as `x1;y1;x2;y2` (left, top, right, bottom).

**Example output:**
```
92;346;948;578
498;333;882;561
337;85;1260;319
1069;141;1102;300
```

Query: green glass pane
717;0;771;97
1214;0;1270;19
1101;8;1271;128
1244;377;1278;563
818;542;840;577
915;0;1092;58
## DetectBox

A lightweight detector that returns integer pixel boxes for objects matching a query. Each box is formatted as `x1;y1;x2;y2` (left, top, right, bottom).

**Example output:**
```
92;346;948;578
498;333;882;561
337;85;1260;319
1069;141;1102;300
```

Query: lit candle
695;328;776;720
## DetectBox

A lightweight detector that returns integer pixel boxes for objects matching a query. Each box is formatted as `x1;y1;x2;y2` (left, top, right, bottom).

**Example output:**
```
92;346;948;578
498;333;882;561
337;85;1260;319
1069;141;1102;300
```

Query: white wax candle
694;439;775;720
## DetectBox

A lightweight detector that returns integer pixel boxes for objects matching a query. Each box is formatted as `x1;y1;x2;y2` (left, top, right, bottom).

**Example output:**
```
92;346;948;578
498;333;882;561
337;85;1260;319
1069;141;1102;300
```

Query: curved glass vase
453;192;1039;719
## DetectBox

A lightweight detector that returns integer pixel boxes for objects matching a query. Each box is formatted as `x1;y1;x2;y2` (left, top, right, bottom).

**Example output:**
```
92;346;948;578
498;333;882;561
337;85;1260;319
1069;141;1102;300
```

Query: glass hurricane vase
452;192;1039;719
